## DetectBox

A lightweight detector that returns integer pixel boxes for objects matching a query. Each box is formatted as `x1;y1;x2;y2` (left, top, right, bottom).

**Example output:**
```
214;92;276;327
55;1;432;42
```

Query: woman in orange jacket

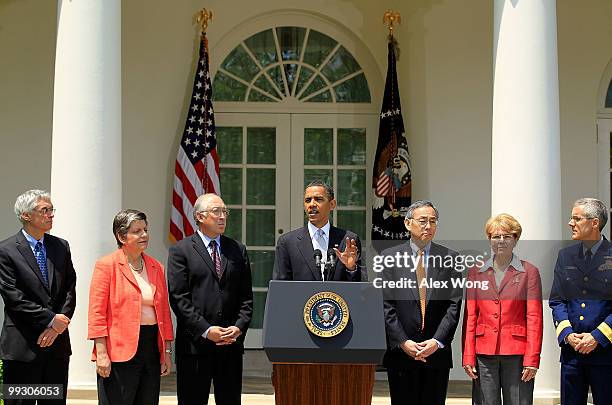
462;213;543;405
88;209;174;405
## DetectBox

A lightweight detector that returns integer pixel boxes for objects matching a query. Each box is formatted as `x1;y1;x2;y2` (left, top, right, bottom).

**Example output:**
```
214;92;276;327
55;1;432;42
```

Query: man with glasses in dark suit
168;193;253;405
381;200;462;405
0;189;77;404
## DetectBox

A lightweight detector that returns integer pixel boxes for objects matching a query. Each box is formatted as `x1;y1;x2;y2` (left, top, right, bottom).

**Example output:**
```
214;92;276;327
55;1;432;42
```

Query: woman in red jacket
462;213;543;405
88;209;174;405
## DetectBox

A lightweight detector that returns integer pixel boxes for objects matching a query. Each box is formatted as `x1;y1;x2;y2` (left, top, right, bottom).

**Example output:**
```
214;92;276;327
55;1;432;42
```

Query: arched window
213;27;371;103
606;79;612;108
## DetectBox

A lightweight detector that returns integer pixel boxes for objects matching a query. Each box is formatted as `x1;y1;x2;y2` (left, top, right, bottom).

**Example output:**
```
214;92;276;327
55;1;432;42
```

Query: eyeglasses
569;216;594;223
204;207;229;217
490;234;515;241
34;207;56;216
411;218;438;228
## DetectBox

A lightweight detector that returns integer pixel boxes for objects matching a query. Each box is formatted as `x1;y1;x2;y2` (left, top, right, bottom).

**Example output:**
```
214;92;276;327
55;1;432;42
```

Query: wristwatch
165;348;173;354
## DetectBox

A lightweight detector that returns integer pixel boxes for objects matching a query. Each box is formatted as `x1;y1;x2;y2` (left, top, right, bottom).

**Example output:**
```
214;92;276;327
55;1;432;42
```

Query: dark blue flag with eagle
372;38;412;244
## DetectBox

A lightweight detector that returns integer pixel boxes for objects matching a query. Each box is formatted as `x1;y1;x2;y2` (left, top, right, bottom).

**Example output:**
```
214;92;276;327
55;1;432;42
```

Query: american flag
170;34;220;242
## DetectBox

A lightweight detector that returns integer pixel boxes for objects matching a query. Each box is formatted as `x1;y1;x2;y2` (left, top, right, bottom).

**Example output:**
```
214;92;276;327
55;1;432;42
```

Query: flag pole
194;8;213;191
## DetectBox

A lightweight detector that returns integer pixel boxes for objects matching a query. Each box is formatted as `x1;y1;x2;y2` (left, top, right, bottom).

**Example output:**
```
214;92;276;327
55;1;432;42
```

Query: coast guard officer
550;198;612;405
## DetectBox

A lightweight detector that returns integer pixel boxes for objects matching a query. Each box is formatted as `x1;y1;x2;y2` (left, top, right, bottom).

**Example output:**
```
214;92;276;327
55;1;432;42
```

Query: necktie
34;241;49;288
416;249;426;330
585;249;592;263
209;240;222;278
315;228;327;252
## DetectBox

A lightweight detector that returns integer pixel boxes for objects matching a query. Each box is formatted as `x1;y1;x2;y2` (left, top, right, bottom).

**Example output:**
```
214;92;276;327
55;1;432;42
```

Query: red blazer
462;259;543;368
88;249;174;363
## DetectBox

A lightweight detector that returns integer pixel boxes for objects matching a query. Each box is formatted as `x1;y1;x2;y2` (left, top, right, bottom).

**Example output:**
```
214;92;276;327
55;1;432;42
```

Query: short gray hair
113;209;147;247
574;198;608;231
405;200;440;220
14;189;51;224
193;193;218;223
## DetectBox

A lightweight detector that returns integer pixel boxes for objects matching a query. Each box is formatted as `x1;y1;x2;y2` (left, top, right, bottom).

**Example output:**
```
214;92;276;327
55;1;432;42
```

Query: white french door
215;112;378;347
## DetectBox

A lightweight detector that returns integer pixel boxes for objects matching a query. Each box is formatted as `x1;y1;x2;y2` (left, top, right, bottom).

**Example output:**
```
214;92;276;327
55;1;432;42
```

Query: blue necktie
34;241;49;288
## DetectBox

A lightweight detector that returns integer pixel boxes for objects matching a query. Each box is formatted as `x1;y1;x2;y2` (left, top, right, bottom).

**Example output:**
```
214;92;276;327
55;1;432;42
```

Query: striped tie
34;241;49;288
209;240;222;278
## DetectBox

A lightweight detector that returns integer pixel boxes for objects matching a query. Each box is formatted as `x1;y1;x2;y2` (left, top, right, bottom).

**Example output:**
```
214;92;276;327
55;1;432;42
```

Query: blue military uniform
550;237;612;404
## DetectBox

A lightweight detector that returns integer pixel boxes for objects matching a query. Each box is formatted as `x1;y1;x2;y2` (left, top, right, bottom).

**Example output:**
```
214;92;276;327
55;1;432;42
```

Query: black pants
2;356;69;405
387;364;450;405
97;325;161;405
176;348;243;405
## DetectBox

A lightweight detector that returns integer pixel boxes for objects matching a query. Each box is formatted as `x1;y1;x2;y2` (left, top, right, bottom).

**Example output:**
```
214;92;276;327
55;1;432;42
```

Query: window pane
249;250;274;288
321;46;360;83
217;127;242;164
224;208;242;242
212;71;247;101
220;168;242;205
304;169;333;189
268;65;286;96
248;89;275;102
247;128;275;164
244;29;277;67
284;63;298;94
337;169;365;206
303;30;337;69
221;45;260;83
304;128;332;165
300;75;326;99
295;66;314;96
334;73;371;103
276;27;306;61
337;210;366;241
246;209;275;246
254;75;281;99
305;90;332;102
338;128;366;165
251;291;267;329
247;169;275;205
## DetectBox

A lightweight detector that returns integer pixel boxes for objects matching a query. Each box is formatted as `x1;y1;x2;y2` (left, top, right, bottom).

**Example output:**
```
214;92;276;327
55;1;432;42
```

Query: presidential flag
170;34;220;243
372;38;412;242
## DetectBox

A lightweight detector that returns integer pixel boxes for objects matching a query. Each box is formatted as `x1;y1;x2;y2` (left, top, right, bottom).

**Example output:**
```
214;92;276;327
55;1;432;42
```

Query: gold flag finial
195;8;213;36
383;10;401;38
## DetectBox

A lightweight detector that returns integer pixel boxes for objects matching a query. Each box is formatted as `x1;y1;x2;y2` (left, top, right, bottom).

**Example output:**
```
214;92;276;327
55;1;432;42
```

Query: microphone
313;249;323;269
325;249;337;281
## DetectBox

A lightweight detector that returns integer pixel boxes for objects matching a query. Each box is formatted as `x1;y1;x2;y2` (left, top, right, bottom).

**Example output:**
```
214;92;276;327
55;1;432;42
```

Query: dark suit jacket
167;233;253;356
272;225;364;281
0;231;76;362
382;241;462;370
549;237;612;365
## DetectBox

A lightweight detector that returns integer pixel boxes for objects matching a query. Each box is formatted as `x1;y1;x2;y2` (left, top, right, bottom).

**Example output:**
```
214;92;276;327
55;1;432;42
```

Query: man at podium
273;180;364;281
382;200;462;405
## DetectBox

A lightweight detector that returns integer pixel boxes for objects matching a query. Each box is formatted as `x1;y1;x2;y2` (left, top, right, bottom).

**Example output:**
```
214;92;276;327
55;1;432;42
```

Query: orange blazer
462;259;543;368
88;249;174;363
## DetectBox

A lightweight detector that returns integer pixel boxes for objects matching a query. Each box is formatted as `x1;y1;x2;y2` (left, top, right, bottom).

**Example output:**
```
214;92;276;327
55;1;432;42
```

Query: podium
263;281;386;405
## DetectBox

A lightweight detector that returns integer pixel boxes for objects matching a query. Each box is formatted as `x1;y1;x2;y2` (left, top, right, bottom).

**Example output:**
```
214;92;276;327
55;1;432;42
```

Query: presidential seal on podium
303;291;350;337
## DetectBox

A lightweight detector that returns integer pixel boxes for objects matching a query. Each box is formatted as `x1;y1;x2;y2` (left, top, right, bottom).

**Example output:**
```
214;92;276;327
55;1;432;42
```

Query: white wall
0;0;55;237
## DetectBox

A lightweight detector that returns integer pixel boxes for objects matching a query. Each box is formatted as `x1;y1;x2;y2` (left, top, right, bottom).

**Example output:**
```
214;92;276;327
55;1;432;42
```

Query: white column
51;0;122;388
492;0;561;400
